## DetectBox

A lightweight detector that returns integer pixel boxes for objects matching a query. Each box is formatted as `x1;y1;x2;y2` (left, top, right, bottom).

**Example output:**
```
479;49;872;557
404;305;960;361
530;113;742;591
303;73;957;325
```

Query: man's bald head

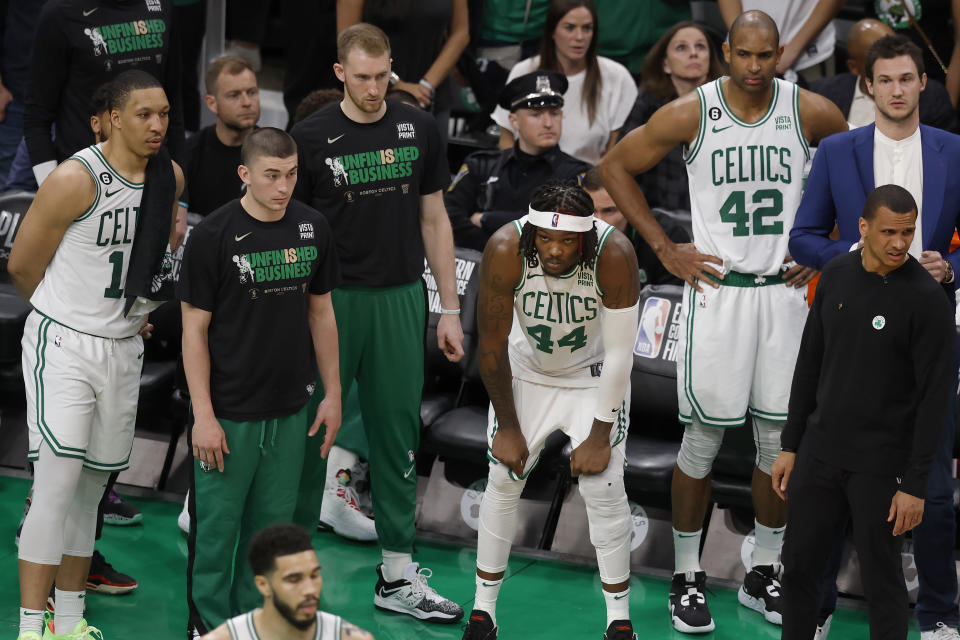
729;10;780;48
847;18;894;76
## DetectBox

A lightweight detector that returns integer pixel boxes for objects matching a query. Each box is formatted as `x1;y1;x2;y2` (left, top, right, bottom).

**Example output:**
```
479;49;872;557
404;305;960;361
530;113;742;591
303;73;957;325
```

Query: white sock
19;607;44;635
603;587;630;626
54;588;85;634
752;520;785;568
673;527;702;574
474;574;502;625
381;550;412;582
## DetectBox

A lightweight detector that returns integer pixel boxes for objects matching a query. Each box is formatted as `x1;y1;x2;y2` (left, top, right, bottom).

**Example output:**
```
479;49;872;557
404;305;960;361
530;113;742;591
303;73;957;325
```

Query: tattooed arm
340;621;375;639
477;224;527;477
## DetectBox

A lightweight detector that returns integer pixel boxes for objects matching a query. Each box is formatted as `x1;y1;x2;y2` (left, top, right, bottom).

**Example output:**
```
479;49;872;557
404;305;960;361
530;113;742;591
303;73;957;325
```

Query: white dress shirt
847;78;875;129
873;125;923;257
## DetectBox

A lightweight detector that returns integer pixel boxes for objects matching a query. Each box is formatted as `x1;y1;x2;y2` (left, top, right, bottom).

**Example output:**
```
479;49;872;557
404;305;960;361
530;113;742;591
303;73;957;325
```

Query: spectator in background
223;0;268;72
492;0;637;165
618;21;724;211
24;0;185;186
596;1;692;78
581;167;686;287
282;0;339;125
292;89;343;126
812;18;956;131
445;70;589;251
719;0;842;83
174;0;206;132
182;56;260;217
338;0;470;140
476;0;549;69
0;1;46;191
873;0;953;84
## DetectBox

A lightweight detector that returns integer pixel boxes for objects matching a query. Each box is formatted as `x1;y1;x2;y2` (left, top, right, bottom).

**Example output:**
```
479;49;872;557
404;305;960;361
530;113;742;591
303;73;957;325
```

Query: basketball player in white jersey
9;70;183;640
202;524;373;640
461;182;641;640
601;10;848;634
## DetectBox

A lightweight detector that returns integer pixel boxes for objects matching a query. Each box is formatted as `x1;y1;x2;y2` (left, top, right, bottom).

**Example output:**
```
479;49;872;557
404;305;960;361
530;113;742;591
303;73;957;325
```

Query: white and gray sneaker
373;562;464;623
921;622;960;640
814;614;832;640
319;484;377;542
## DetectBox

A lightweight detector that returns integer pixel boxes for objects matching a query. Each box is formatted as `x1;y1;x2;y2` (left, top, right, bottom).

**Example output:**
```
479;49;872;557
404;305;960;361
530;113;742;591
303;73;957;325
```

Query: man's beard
877;101;918;123
273;595;318;632
345;84;383;113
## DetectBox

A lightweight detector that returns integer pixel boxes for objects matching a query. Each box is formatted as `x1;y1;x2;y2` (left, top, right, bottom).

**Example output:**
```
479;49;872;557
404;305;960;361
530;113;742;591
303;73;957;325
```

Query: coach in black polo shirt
773;184;956;640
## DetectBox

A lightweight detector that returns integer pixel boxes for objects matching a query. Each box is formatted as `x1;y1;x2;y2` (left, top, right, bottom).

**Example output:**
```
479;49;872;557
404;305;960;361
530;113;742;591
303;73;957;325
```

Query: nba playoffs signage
634;296;682;362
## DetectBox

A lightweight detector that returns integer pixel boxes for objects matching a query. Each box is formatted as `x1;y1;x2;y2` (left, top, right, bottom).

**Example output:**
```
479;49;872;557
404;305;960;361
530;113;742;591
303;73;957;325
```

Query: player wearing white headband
462;181;641;640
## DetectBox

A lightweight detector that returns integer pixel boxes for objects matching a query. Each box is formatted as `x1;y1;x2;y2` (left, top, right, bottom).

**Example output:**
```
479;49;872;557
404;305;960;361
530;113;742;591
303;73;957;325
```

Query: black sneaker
373;562;463;623
86;550;138;594
461;610;497;639
604;619;637;640
738;564;783;625
668;571;715;634
102;490;142;526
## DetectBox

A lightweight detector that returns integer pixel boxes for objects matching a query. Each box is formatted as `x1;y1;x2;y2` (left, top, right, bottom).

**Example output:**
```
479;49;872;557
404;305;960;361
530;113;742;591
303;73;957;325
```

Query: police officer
445;70;590;251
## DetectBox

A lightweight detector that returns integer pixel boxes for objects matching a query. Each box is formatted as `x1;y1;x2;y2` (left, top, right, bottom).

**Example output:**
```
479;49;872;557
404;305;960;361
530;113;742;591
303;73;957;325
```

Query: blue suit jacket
789;123;960;283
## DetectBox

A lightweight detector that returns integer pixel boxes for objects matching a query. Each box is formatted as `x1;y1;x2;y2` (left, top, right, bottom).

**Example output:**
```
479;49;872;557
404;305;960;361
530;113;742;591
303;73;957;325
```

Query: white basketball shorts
676;278;807;428
22;311;144;471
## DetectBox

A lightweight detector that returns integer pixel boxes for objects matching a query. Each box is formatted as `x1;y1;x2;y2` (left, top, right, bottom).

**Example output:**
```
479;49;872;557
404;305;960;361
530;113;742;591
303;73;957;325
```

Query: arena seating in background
0;191;33;395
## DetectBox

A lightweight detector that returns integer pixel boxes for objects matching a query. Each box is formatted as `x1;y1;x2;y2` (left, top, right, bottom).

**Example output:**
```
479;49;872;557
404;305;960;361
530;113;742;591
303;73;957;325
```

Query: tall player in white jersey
202;524;374;640
9;70;183;640
601;10;848;635
461;182;641;640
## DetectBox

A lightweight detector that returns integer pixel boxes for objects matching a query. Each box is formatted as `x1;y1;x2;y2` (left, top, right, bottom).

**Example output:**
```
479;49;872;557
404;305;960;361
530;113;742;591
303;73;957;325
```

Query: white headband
527;206;595;232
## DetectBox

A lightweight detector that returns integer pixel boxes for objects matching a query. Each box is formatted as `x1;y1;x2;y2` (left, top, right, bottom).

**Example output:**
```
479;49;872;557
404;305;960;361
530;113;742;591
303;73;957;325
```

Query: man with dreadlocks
461;181;641;640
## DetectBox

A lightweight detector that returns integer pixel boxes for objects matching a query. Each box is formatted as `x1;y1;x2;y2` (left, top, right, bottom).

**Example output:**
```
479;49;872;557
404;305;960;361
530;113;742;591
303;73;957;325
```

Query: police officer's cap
499;71;567;111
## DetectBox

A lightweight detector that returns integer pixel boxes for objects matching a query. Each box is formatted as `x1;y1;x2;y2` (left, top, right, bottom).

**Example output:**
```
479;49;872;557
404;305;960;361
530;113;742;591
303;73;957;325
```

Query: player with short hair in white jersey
9;70;183;640
461;181;641;640
202;523;373;640
601;10;848;635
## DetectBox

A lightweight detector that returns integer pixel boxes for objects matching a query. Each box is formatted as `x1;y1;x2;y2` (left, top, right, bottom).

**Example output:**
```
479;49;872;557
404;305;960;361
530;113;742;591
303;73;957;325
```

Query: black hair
862;184;917;220
241;127;297;167
865;34;925;82
108;69;164;113
728;10;780;48
90;82;112;118
519;180;599;270
247;523;314;576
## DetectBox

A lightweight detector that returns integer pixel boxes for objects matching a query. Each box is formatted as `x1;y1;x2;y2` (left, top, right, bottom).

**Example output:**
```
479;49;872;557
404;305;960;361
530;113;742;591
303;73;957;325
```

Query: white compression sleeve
594;303;639;423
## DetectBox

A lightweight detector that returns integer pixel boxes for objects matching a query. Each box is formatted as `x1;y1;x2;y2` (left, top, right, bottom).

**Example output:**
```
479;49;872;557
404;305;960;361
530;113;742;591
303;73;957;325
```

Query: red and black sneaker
86;550;138;594
461;610;497;640
604;619;637;640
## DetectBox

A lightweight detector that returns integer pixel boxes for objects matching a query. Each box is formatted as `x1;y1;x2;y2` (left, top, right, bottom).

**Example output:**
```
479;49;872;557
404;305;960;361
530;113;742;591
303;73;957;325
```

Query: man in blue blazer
789;34;960;640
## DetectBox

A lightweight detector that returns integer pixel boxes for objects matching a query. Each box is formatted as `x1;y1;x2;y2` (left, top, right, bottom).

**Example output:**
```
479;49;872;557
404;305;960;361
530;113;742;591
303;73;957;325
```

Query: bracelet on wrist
440;306;460;315
419;78;435;94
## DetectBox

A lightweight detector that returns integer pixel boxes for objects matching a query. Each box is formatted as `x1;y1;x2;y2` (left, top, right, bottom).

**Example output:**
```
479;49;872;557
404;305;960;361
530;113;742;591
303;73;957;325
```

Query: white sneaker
178;493;190;535
319;484;377;542
814;614;832;640
373;562;464;623
921;622;960;640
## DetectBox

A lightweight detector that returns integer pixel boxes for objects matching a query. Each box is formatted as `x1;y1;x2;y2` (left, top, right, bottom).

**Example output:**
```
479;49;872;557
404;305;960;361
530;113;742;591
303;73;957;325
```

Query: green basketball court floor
0;476;910;639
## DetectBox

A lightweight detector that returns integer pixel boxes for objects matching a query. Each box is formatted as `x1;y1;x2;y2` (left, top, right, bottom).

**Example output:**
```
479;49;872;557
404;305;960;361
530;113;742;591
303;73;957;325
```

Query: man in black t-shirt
182;56;260;216
178;128;342;636
291;23;465;624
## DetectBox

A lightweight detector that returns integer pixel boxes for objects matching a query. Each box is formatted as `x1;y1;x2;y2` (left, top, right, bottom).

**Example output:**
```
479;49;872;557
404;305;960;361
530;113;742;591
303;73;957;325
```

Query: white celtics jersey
508;215;616;388
684;78;809;276
30;144;144;338
223;610;342;640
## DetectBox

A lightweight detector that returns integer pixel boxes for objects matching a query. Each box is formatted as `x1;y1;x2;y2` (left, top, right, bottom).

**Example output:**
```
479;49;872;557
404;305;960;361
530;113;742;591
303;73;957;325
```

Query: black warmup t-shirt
182;126;244;216
292;102;449;286
177;199;341;421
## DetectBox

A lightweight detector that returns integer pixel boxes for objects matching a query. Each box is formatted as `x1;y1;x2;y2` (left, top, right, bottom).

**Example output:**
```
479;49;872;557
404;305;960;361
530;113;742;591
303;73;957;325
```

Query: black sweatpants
781;453;908;640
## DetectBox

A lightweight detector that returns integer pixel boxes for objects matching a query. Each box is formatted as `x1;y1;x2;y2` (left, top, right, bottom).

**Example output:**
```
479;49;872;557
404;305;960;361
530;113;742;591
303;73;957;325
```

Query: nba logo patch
634;297;671;358
54;336;62;348
551;213;560;227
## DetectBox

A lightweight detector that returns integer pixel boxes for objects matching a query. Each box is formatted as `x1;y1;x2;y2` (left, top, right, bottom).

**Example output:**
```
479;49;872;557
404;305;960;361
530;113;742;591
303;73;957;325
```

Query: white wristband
440;307;460;315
